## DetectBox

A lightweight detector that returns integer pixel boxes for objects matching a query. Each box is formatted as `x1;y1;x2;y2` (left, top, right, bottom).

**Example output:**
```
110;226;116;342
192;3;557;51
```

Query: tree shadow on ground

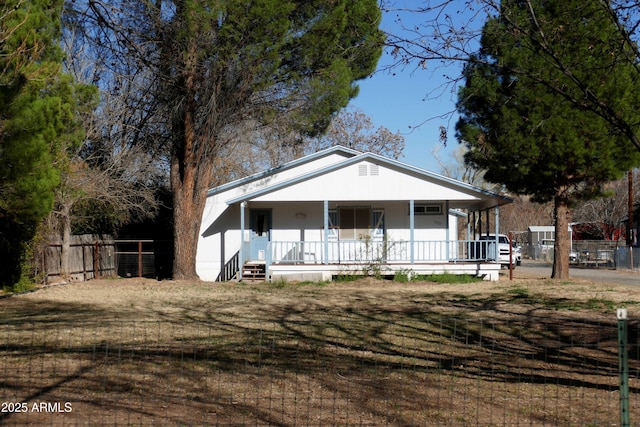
0;280;635;425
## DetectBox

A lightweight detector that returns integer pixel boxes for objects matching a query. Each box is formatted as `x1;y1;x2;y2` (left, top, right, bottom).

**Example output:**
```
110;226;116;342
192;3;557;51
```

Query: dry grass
0;269;639;426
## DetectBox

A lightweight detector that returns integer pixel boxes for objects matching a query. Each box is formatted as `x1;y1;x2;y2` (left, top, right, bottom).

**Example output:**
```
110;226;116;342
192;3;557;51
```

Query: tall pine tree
0;1;89;288
456;0;640;279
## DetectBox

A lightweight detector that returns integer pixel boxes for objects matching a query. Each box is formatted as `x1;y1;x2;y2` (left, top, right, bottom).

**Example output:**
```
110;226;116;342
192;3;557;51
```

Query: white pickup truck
478;234;521;268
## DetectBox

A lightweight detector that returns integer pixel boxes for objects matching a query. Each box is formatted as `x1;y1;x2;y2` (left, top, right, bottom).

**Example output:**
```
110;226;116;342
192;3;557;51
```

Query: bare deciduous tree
206;108;406;188
432;144;489;188
308;108;405;159
571;171;640;240
48;41;163;277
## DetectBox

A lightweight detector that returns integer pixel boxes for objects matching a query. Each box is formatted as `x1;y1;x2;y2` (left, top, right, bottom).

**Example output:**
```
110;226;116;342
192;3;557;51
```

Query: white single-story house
197;146;512;282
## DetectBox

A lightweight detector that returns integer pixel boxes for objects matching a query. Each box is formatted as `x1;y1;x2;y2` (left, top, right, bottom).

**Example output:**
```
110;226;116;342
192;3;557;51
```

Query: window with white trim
372;209;385;241
411;203;443;215
328;210;338;241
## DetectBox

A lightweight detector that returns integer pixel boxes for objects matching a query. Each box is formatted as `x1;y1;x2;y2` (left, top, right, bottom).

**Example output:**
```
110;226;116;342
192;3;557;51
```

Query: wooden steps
242;263;266;282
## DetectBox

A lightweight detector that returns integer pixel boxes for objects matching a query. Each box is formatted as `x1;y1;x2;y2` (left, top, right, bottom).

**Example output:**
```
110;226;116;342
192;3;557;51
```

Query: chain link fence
0;314;637;426
613;246;640;270
527;239;640;270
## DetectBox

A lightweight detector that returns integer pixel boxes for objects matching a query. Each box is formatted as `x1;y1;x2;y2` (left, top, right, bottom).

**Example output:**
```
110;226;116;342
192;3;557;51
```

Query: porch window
372;209;385;241
334;207;385;240
339;207;370;239
328;210;338;241
411;203;443;215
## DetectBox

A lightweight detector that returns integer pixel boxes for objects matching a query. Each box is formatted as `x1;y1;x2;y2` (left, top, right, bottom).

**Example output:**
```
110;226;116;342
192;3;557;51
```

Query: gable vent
358;164;368;176
370;164;379;176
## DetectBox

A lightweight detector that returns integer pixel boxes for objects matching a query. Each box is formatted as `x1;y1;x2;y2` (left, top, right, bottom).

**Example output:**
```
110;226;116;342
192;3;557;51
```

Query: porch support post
467;212;472;261
494;205;500;261
473;211;477;237
445;201;450;260
410;199;415;263
323;200;329;265
239;202;246;281
486;209;490;235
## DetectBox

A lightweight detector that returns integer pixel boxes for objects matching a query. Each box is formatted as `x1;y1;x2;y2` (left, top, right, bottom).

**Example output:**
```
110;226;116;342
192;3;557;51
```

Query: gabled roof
221;149;512;211
207;145;360;197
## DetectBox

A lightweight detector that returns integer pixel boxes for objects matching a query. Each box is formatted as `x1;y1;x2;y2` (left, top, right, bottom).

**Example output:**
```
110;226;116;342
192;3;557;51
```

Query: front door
249;209;271;261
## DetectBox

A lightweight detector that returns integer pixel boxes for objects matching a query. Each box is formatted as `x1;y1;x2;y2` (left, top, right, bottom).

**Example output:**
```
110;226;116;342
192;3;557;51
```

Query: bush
414;273;482;284
393;269;412;283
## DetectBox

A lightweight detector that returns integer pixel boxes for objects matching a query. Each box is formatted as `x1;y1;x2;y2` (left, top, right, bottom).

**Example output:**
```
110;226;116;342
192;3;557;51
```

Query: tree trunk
60;204;72;278
170;42;211;281
551;193;571;279
171;169;206;280
170;110;210;280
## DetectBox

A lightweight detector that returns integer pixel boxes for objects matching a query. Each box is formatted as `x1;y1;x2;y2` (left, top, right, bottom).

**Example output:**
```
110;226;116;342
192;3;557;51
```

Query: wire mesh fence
527;239;640;271
614;246;640;270
0;315;637;426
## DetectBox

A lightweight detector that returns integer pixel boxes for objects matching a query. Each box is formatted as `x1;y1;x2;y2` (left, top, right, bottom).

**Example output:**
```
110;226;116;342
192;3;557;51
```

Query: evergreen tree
456;0;640;279
0;1;90;288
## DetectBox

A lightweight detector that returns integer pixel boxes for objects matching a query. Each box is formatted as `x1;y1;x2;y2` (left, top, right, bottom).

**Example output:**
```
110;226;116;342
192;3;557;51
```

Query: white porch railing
265;240;499;264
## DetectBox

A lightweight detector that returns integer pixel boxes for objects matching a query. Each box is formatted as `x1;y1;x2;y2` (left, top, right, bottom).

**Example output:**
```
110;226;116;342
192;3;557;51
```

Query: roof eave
225;151;514;210
207;145;361;197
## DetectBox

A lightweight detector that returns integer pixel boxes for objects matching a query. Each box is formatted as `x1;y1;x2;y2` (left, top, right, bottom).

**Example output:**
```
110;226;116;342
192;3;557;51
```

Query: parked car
513;242;522;266
539;239;554;253
543;240;583;263
569;249;578;263
536;239;555;261
478;234;519;268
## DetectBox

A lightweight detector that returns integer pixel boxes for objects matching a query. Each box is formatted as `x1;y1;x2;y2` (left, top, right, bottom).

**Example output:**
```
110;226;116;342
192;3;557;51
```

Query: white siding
249;161;482;203
196;199;457;281
214;153;351;203
196;149;502;281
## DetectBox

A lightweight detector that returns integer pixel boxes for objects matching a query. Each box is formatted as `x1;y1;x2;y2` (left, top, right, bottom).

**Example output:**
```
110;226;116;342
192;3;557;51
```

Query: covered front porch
235;200;506;282
198;148;515;283
242;240;504;282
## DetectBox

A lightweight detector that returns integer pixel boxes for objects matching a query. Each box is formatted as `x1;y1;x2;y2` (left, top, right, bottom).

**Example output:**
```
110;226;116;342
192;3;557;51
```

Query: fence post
138;240;143;278
43;249;48;286
94;241;100;279
82;243;87;281
618;308;630;427
508;232;513;281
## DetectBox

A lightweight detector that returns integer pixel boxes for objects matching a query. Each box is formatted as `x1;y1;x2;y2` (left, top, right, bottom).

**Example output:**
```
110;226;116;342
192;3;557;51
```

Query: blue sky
347;4;474;173
349;56;462;173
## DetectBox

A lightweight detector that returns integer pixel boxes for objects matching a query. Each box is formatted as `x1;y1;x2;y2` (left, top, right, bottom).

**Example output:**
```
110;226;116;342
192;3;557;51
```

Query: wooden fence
44;236;172;284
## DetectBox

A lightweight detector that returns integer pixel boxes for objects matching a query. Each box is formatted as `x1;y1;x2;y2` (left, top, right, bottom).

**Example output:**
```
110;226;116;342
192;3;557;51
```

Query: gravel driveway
513;259;640;286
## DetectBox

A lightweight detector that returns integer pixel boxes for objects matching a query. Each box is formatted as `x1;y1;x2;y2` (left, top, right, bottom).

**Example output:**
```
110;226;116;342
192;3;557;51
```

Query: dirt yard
0;268;639;426
3;265;639;323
